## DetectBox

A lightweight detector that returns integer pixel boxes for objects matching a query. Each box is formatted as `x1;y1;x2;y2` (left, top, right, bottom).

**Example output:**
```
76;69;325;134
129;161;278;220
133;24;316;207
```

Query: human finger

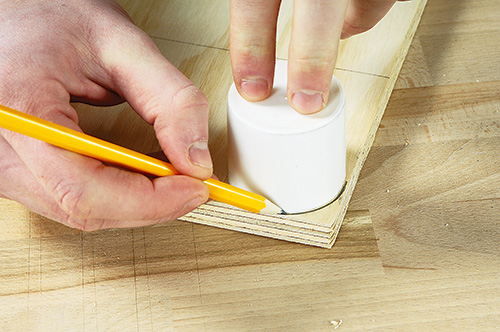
287;0;349;114
4;112;210;231
229;0;282;102
0;0;211;229
94;28;213;181
342;0;400;38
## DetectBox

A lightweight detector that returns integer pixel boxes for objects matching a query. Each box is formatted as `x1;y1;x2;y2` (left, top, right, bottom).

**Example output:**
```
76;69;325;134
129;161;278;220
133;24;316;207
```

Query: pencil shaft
0;105;268;213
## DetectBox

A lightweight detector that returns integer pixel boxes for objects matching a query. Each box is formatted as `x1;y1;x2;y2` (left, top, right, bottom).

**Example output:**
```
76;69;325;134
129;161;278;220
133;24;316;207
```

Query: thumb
342;0;398;39
96;27;213;180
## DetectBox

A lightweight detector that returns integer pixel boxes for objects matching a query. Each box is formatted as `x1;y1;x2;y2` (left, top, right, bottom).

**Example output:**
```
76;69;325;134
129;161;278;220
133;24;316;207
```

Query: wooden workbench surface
1;0;499;330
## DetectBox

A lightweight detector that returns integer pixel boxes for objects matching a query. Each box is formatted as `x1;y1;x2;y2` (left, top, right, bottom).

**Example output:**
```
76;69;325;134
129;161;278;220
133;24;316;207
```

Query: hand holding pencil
0;0;218;230
0;105;281;215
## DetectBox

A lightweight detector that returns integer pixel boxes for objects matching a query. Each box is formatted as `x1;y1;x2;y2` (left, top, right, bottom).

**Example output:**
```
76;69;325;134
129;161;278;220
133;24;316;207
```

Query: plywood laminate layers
178;0;428;247
2;0;500;330
0;0;427;249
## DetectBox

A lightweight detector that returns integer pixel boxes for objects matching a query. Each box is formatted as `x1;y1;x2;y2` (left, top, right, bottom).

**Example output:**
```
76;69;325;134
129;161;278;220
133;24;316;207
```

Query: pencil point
261;199;283;215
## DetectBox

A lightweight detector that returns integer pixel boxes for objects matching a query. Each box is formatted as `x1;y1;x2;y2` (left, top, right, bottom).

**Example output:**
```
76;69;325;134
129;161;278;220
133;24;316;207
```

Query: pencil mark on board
150;35;229;52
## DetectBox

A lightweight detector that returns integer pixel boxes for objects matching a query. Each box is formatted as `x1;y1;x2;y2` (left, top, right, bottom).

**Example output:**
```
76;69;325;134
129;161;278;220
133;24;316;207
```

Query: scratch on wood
142;228;154;331
92;233;99;332
132;230;140;332
80;233;85;331
383;265;437;271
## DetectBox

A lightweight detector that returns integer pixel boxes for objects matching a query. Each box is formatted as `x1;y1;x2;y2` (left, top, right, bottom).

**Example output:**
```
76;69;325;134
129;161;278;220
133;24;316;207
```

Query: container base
279;181;347;215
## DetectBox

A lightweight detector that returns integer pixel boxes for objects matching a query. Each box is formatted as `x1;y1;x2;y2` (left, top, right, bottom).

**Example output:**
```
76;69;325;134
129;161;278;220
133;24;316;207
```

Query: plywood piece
0;0;428;248
1;0;500;330
0;198;381;331
172;0;427;247
335;0;427;77
119;0;425;78
116;0;231;48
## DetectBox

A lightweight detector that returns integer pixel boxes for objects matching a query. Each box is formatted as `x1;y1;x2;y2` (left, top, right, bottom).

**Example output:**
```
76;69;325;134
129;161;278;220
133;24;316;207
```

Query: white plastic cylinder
227;60;346;214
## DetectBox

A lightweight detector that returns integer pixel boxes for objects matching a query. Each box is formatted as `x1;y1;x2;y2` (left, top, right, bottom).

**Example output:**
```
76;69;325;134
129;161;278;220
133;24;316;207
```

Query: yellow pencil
0;104;282;215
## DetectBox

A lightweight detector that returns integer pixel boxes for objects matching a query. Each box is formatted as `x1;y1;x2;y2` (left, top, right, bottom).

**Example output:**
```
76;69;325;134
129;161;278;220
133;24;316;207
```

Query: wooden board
0;1;426;248
180;0;428;247
75;0;428;248
1;0;500;330
0;198;382;331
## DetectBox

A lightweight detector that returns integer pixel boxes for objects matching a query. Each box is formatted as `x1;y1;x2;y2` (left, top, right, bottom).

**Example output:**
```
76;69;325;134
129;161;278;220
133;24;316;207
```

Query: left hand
229;0;404;114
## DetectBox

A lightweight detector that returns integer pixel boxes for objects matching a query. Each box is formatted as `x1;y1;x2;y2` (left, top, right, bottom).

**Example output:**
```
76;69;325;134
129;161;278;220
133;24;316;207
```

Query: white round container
227;60;346;214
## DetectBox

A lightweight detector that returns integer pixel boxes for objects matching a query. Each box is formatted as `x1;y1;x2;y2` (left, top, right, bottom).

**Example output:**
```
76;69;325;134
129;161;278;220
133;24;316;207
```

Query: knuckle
233;39;274;58
66;216;105;232
171;84;209;111
49;178;93;223
294;54;335;70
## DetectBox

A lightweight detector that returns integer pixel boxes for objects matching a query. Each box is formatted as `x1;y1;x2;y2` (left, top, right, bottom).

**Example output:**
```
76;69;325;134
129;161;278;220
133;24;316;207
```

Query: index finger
4;106;210;231
229;0;281;102
287;0;348;114
38;148;209;230
342;0;400;38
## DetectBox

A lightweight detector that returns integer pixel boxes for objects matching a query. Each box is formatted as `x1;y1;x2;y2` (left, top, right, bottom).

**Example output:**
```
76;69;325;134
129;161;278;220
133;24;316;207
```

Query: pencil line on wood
131;230;140;332
80;233;85;331
335;67;391;79
149;35;229;52
142;228;154;331
276;57;390;79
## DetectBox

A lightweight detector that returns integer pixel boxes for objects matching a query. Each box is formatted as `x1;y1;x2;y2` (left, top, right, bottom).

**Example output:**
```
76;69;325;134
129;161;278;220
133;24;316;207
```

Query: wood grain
70;0;428;248
1;0;500;330
0;199;381;331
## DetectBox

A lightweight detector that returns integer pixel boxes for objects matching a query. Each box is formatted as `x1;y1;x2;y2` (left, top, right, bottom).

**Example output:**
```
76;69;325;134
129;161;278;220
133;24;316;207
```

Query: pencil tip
261;199;283;215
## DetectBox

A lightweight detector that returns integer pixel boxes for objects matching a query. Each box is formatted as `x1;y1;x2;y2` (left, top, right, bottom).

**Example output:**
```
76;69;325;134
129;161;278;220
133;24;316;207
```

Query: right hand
0;0;212;230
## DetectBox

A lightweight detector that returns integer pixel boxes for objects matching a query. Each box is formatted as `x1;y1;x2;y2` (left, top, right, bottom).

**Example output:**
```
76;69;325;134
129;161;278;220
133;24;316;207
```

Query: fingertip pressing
286;0;346;114
289;90;326;114
187;140;213;178
229;0;280;103
238;77;271;102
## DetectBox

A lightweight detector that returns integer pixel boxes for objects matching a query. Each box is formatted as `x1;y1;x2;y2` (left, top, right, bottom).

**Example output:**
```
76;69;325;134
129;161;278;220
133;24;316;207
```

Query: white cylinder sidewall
228;62;346;214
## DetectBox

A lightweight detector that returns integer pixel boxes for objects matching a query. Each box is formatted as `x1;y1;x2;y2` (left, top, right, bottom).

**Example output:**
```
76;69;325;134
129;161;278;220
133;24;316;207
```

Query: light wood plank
75;0;428;247
3;0;499;330
7;0;425;248
116;0;231;48
0;198;381;331
174;0;425;246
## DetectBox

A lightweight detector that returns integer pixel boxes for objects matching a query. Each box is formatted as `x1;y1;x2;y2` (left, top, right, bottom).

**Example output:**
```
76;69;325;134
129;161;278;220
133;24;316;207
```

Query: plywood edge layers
324;0;429;247
180;0;428;248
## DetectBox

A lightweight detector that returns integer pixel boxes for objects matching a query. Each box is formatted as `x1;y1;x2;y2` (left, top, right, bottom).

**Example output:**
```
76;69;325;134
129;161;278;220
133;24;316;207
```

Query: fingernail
240;77;269;101
188;141;213;170
291;90;325;114
182;196;205;213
